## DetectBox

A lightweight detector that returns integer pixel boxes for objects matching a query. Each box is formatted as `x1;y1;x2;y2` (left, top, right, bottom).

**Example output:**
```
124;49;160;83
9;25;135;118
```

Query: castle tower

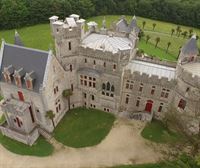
49;14;85;60
174;35;200;134
178;35;199;64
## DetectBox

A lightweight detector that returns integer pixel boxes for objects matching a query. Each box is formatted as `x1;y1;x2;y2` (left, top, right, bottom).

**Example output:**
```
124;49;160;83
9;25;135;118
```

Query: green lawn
0;24;53;51
53;107;115;148
0;15;199;61
141;120;181;143
138;39;177;61
0;133;53;156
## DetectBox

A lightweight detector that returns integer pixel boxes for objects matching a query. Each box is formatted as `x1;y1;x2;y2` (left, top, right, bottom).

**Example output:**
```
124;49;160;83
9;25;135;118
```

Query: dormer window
24;71;35;90
26;79;33;90
3;65;14;83
13;68;25;88
15;76;22;87
3;73;11;83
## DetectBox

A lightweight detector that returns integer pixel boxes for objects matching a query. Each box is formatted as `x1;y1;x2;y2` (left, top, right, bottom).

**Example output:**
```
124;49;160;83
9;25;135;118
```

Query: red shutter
18;91;24;101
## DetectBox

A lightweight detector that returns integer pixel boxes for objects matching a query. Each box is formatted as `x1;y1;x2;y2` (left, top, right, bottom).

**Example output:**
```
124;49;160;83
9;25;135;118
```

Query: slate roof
81;33;133;54
116;19;130;33
116;16;140;34
126;60;176;81
181;35;199;55
0;43;50;92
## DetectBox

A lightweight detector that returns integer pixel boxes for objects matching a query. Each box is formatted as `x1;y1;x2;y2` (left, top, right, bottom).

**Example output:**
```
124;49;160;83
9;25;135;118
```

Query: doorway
145;100;153;113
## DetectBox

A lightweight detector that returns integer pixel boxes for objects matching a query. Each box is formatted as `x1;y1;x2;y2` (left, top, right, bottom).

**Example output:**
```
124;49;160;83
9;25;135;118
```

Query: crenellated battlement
176;64;200;88
124;69;176;88
79;46;120;62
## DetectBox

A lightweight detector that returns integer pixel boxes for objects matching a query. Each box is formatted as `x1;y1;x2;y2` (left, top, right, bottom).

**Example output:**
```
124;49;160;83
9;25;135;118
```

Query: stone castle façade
0;14;199;145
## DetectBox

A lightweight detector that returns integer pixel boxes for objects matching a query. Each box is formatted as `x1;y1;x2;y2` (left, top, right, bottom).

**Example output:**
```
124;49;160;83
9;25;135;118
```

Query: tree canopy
0;0;199;30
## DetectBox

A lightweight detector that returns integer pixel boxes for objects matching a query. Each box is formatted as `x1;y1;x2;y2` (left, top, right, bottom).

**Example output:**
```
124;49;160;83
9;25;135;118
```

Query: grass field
141;120;181;143
0;133;53;156
53;107;115;148
0;15;199;61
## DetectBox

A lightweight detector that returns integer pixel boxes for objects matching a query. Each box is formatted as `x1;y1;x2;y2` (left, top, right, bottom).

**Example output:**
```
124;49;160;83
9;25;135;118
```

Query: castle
0;14;199;145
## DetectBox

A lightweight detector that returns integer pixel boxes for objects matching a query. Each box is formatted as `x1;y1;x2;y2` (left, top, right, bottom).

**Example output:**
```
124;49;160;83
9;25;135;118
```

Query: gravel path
0;118;161;168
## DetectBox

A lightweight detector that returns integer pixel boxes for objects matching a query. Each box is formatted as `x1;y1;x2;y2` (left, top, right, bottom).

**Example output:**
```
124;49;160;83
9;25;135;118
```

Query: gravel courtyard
0;118;161;168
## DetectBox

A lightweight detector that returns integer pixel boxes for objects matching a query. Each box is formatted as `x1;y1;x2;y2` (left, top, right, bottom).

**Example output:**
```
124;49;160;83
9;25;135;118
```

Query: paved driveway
0;118;161;168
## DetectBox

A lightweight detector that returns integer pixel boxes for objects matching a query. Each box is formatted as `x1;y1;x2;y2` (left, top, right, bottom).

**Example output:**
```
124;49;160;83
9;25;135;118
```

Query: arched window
106;82;110;91
111;85;115;92
102;83;106;90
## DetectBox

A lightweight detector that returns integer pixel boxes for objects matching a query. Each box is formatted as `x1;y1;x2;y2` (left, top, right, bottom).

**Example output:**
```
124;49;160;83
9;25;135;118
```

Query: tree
46;110;55;128
178;29;182;37
171;28;175;36
152;23;156;31
176;25;181;36
142;21;146;29
155;37;160;48
62;89;73;111
138;30;144;40
146;35;150;44
164;108;200;157
196;155;200;166
182;31;188;38
189;29;193;36
166;42;171;53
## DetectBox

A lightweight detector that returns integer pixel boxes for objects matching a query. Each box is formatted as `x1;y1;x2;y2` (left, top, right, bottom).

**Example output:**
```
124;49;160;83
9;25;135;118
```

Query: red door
18;91;24;101
145;100;153;113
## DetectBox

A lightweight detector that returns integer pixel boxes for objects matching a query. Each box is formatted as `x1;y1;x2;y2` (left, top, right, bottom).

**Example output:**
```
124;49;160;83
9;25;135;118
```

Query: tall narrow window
91;95;95;101
106;82;110;91
165;90;170;98
136;97;140;107
70;64;72;72
161;89;166;97
139;83;143;92
113;64;116;71
158;103;163;112
103;62;106;67
71;84;73;91
93;60;96;65
125;95;129;104
69;42;71;50
29;106;35;123
84;58;87;63
151;86;155;95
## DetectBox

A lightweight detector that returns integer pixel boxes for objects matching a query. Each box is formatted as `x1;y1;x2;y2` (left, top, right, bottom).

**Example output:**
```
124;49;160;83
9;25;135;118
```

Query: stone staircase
129;111;153;121
38;127;64;151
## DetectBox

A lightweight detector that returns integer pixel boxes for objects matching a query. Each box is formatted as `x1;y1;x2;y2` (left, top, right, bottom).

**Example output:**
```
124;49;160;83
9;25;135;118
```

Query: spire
14;30;24;46
102;16;106;29
129;15;140;34
181;34;198;56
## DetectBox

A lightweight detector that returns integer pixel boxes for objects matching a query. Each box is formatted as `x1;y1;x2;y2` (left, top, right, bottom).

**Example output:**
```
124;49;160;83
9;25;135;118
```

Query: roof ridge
4;43;50;54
